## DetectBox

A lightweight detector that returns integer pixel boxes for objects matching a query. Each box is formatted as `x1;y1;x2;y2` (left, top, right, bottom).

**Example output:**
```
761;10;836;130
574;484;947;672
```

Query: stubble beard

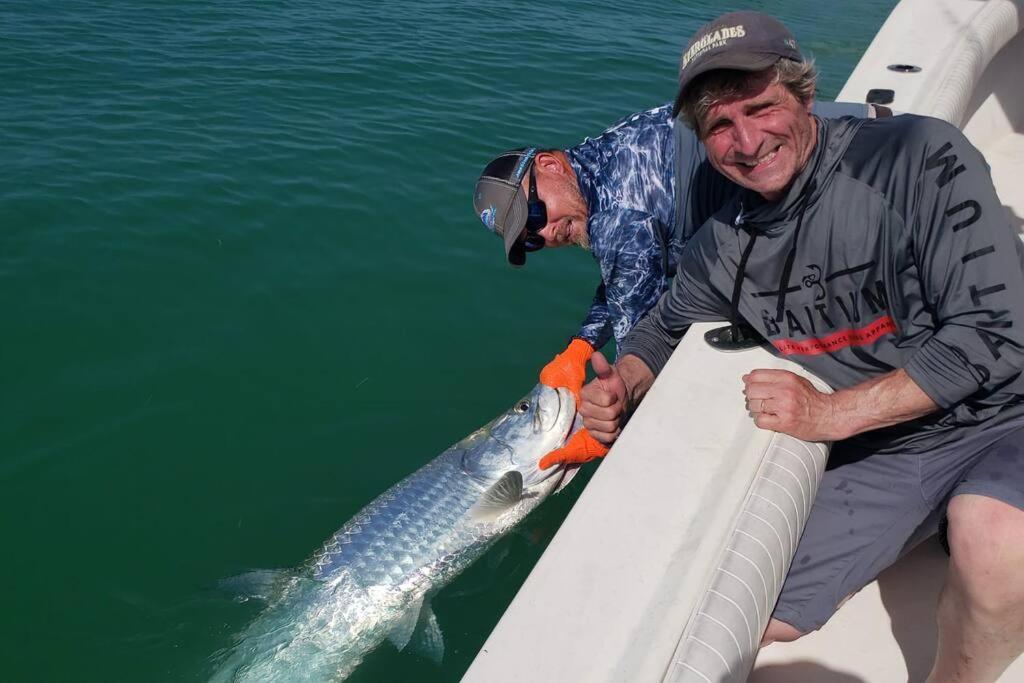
567;180;590;250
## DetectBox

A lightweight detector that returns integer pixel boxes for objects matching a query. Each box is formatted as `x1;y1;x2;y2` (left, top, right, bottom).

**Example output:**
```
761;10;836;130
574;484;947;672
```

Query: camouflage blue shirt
566;101;873;352
568;104;712;351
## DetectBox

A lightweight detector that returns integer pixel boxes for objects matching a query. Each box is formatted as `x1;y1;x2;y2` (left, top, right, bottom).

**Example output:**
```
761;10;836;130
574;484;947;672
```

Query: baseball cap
473;147;537;266
671;11;803;117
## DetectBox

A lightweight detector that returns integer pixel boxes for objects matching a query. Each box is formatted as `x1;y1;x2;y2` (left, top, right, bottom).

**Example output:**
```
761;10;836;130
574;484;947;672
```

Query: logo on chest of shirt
753;260;896;356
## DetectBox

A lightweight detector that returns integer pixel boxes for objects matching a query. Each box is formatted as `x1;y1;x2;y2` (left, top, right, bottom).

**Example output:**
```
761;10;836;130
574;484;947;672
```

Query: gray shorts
772;419;1024;633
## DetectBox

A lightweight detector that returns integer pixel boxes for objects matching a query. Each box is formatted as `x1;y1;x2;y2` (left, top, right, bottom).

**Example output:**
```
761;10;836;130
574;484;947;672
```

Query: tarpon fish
210;383;580;682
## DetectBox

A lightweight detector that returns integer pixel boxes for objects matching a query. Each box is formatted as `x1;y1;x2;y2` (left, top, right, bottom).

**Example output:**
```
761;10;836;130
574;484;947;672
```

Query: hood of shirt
724;114;868;327
735;115;866;234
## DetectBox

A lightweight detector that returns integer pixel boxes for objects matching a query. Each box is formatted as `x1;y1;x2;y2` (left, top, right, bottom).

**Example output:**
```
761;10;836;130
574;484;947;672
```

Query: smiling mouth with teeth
739;147;781;169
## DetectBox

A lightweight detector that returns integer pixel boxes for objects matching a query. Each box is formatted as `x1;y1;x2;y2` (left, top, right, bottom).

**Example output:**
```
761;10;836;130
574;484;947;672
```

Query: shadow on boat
877;539;948;682
749;660;866;682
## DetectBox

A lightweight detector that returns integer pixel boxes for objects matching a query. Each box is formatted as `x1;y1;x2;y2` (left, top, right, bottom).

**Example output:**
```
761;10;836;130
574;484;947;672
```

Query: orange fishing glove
539;338;594;405
539;428;609;470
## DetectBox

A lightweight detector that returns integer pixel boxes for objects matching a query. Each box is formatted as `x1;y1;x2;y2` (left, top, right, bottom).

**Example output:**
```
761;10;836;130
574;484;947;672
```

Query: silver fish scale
211;383;573;682
310;449;501;591
216;452;518;682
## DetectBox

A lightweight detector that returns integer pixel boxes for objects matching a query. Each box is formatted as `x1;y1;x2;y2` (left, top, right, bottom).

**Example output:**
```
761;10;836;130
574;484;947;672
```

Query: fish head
460;383;577;489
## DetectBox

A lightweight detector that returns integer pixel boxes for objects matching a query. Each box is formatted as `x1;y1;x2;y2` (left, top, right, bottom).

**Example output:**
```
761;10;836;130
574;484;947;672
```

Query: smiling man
579;11;1024;682
472;86;874;468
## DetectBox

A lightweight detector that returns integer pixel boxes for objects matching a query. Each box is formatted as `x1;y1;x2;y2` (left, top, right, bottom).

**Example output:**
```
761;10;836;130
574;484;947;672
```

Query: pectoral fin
468;471;523;523
409;604;444;664
388;594;424;651
387;597;445;664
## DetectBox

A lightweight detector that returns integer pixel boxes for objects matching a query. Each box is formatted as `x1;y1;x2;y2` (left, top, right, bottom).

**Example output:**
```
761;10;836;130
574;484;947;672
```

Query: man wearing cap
473;99;874;469
579;10;1024;682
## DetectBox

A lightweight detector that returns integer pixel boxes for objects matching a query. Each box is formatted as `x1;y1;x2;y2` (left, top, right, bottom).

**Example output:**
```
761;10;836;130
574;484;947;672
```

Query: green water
2;1;895;680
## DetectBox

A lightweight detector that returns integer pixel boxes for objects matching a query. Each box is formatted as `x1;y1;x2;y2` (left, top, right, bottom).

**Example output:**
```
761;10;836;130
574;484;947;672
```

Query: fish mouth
532;385;576;434
553;386;578;441
522;386;578;489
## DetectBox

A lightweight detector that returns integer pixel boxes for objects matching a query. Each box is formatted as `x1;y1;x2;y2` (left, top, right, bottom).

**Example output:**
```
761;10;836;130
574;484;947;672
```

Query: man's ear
534;151;565;175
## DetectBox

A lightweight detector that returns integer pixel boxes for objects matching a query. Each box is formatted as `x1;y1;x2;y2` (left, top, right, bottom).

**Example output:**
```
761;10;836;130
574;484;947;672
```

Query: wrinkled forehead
702;77;800;129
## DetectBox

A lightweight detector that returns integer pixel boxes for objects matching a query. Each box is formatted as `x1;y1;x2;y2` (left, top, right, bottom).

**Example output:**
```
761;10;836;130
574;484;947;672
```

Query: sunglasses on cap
521;163;547;252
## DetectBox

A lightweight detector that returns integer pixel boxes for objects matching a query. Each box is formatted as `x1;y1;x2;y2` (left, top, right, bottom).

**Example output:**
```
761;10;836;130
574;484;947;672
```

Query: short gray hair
678;58;817;135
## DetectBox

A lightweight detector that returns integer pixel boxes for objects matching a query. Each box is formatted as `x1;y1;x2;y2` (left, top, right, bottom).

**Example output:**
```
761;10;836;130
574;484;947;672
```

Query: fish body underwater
211;383;579;681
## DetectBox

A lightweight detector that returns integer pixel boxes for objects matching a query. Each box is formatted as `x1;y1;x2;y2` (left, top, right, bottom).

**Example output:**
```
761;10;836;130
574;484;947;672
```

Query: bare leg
760;618;803;647
760;592;863;647
927;495;1024;683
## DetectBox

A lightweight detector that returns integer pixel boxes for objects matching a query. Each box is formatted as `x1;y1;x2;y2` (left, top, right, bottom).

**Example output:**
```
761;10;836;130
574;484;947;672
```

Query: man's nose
732;117;761;157
540;223;558;245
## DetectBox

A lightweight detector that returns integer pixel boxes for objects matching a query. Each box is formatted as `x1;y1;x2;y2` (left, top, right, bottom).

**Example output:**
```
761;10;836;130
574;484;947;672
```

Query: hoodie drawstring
703;207;762;351
729;225;758;327
772;178;817;323
773;205;805;323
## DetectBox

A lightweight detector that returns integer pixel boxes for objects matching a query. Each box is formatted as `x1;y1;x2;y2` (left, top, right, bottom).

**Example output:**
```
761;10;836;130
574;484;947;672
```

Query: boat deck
986;132;1024;235
752;541;1024;681
962;24;1024;236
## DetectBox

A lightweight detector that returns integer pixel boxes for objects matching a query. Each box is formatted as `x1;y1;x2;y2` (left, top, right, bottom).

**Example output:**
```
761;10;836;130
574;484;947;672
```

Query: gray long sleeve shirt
568;102;873;352
621;114;1024;453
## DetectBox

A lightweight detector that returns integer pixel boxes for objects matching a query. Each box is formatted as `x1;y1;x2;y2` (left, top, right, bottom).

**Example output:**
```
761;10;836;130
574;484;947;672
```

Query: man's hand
537;352;622;471
743;367;939;442
538;352;655;470
539;338;594;405
580;352;629;445
538;428;609;470
742;369;845;442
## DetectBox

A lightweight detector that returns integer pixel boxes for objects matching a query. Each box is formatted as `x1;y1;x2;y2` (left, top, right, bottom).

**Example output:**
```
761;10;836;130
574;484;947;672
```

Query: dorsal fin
468;471;523;523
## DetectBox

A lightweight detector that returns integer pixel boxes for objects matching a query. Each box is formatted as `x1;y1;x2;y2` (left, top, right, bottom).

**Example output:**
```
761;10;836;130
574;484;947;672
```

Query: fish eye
514;400;531;414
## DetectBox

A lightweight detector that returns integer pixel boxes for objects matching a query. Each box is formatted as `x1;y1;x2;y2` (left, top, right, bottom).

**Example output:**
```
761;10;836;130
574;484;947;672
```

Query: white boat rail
463;327;828;683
